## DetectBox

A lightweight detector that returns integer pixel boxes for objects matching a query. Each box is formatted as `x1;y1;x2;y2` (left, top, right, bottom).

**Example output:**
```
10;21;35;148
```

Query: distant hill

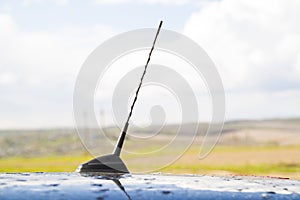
126;118;300;136
0;118;299;157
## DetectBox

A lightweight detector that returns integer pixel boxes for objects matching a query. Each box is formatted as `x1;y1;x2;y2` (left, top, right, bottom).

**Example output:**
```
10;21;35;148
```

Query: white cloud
1;0;300;128
0;72;18;86
184;0;300;119
184;0;300;91
295;55;300;75
226;90;300;120
93;0;190;6
0;14;15;35
0;13;116;129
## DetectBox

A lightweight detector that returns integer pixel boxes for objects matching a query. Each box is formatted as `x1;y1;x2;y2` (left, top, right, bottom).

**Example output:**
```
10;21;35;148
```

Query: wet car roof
0;173;299;199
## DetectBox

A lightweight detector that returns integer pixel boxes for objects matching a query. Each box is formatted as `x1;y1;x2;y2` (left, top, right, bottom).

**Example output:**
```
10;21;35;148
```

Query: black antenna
113;20;163;156
77;21;163;174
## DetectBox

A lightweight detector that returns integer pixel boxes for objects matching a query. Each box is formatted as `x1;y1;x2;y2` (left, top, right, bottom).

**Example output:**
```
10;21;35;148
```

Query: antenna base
76;154;129;174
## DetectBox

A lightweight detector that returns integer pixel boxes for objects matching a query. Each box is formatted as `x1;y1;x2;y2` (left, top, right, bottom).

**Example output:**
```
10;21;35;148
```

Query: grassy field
0;145;299;179
160;145;300;179
0;119;300;179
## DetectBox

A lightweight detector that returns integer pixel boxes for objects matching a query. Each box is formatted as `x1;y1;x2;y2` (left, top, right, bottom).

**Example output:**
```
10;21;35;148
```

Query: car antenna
77;20;163;174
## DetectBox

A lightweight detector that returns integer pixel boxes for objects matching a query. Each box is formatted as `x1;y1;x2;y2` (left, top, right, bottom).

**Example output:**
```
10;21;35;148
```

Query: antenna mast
113;21;163;156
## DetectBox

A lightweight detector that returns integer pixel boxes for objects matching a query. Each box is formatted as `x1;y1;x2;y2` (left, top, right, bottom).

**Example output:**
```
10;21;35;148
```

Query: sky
0;0;300;129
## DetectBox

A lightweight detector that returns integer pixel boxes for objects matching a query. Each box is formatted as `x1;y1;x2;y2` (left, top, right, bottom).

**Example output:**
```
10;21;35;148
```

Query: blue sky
0;0;300;129
0;0;197;31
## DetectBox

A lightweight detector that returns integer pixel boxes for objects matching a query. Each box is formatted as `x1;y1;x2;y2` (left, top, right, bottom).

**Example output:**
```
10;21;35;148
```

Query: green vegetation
0;155;91;172
164;161;300;176
0;119;300;179
0;145;299;179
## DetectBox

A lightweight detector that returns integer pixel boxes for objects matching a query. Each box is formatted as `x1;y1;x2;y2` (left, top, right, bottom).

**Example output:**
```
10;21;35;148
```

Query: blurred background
0;0;299;179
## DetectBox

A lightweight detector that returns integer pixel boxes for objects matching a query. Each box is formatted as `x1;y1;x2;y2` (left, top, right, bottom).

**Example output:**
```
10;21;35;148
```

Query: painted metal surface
0;173;299;199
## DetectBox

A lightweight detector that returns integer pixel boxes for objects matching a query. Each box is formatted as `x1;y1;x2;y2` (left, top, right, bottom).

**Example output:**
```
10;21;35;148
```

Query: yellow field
1;121;299;179
1;145;299;180
160;145;300;179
